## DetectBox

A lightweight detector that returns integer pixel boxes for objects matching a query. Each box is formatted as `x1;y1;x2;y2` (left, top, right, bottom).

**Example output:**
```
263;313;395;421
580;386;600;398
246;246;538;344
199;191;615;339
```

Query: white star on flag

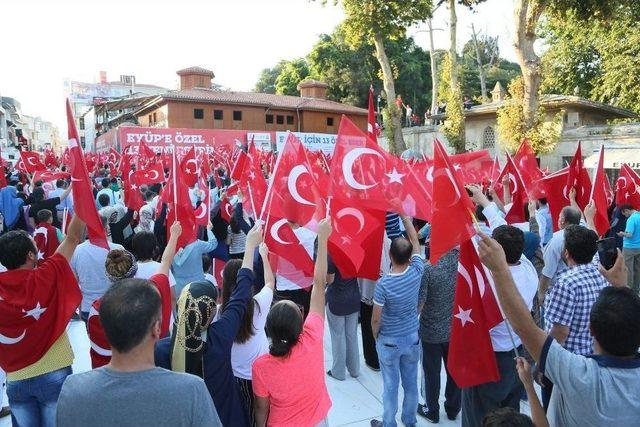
340;236;352;245
385;168;405;184
454;306;474;327
248;171;256;180
23;302;47;321
453;163;462;171
131;184;138;190
37;251;45;261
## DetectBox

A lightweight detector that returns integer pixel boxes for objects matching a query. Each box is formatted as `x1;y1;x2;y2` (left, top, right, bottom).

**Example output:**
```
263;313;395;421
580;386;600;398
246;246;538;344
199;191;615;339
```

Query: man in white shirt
539;206;583;303
461;225;538;427
95;178;120;208
70;216;123;321
49;179;74;216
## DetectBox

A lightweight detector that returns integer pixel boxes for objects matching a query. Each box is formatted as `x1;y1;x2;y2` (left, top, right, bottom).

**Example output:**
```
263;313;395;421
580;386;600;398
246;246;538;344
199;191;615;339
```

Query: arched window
483;126;496;148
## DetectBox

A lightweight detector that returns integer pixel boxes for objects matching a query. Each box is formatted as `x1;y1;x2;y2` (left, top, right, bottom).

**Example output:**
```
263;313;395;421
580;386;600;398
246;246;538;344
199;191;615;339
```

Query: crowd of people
0;141;639;427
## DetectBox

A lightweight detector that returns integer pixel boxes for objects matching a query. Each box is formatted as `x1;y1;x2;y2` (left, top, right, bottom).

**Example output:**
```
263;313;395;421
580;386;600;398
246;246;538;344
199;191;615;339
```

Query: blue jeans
7;366;72;427
376;333;420;427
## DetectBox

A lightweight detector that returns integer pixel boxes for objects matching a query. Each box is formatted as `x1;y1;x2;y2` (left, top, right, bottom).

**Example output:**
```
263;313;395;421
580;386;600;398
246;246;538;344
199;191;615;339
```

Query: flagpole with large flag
65;99;109;249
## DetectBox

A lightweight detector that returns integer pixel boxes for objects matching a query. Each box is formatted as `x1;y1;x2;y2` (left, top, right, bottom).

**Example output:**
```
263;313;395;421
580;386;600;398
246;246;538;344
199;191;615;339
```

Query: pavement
1;318;534;427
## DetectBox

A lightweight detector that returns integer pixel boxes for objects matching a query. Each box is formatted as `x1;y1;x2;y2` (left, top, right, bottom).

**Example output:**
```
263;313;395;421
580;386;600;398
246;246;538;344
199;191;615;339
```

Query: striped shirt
385;212;402;239
544;262;609;355
228;226;247;255
374;254;424;337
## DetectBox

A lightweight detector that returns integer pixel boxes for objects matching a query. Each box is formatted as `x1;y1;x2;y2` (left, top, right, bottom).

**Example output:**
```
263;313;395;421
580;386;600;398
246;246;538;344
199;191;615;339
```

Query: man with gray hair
538;205;583;304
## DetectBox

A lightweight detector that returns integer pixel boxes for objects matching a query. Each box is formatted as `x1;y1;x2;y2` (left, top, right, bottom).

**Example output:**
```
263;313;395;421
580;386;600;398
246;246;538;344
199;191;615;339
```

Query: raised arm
59;183;73;201
258;242;275;291
241;222;263;271
309;217;331;317
477;232;547;362
157;221;182;277
400;215;420;255
55;214;85;262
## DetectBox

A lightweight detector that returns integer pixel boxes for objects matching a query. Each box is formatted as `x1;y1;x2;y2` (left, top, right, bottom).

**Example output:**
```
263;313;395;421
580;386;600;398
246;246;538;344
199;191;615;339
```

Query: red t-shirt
252;312;331;427
86;273;172;369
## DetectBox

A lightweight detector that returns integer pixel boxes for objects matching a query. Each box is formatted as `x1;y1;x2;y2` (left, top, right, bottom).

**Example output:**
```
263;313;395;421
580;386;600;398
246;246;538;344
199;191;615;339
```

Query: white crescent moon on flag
426;166;434;182
225;203;233;218
336;207;365;234
474;266;486;297
270;218;291;245
442;168;462;208
194;204;207;220
508;173;519;193
148;169;160;181
457;263;473;297
0;330;26;345
342;147;383;190
34;227;48;245
288;165;314;206
27;157;37;166
88;307;112;356
186;159;197;173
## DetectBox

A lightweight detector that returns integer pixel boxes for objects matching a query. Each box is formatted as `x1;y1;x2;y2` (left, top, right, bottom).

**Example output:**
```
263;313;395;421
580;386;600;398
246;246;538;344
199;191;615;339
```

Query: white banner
275;132;337;154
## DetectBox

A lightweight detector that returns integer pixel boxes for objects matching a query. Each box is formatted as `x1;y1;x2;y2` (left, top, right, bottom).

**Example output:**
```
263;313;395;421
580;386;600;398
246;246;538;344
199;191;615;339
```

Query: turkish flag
220;197;234;222
385;155;433;222
179;146;198;188
448;239;503;388
513;140;542;193
565;142;592;209
133;162;165;186
33;171;70;184
240;144;268;218
138;140;156;167
230;150;248;181
19;151;46;175
0;253;82;372
44;150;58;168
33;222;59;264
263;213;315;280
66;99;109;249
499;154;528;224
194;175;210;226
429;140;477;264
616;164;640;209
329;116;393;211
269;134;325;226
108;148;121;167
590;146;611;236
328;199;386;280
166;151;197;249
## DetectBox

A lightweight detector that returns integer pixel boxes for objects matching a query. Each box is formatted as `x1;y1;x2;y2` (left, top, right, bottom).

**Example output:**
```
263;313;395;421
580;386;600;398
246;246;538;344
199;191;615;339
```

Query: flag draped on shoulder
66;99;109;249
448;239;503;388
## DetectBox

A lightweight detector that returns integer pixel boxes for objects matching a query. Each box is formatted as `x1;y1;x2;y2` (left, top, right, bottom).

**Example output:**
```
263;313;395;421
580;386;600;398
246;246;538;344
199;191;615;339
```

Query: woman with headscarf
87;222;182;368
0;179;25;230
252;218;333;427
155;223;263;427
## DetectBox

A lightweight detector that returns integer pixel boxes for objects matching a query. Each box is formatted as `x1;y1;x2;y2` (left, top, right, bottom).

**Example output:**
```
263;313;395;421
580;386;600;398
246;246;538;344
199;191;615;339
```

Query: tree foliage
439;53;466;153
541;5;640;114
496;77;563;154
274;59;310;96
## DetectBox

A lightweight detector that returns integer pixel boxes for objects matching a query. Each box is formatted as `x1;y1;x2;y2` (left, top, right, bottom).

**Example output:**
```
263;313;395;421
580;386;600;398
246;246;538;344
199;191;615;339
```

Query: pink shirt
252;312;331;426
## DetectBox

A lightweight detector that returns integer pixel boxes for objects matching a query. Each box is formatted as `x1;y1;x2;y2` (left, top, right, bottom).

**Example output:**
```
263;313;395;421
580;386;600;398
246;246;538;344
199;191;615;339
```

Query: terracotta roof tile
160;88;367;115
176;66;215;77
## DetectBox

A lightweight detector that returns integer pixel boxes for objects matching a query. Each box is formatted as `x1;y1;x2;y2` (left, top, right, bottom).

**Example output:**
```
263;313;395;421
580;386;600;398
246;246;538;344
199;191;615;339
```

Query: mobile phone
597;237;618;270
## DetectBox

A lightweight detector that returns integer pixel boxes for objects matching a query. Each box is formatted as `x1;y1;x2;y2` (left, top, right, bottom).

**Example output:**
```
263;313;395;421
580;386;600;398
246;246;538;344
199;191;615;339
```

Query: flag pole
247;184;257;221
172;145;178;222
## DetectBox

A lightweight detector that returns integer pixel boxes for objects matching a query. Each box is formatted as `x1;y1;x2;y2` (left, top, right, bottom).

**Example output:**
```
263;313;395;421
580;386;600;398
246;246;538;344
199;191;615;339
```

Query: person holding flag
0;213;85;427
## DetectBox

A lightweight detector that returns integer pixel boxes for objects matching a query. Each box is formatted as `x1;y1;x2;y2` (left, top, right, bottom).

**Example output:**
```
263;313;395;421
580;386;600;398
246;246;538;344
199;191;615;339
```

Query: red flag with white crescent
616;164;640;209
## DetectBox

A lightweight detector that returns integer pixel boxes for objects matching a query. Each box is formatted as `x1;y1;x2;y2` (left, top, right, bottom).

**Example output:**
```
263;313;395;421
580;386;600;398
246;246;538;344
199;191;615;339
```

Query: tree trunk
428;18;439;121
471;24;489;102
513;0;546;129
448;0;458;89
373;33;406;154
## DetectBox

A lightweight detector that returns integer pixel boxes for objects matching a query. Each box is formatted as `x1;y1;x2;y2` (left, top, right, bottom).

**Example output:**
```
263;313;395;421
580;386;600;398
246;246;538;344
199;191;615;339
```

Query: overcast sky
0;0;516;133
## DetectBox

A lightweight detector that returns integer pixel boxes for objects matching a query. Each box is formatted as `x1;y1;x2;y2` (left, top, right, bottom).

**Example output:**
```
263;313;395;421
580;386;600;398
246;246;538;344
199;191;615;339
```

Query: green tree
253;61;288;93
318;0;433;154
541;5;640;114
274;59;310;96
496;76;563;154
513;0;640;134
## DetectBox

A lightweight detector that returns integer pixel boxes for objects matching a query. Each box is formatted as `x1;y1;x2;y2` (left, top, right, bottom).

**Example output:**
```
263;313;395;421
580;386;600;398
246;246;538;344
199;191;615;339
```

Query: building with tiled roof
134;67;367;133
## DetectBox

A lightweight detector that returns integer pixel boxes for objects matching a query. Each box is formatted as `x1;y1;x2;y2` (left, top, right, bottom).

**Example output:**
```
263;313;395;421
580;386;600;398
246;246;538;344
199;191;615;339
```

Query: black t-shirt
29;197;61;228
325;256;360;316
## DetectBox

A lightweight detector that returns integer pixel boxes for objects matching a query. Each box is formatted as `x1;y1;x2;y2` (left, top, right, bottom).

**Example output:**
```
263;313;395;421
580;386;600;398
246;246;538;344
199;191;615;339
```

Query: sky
0;0;517;133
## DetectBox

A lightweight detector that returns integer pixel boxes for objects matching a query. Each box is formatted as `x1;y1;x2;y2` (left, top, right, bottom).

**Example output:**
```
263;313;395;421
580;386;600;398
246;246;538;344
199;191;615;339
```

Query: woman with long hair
155;223;264;427
252;218;332;427
221;243;275;426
